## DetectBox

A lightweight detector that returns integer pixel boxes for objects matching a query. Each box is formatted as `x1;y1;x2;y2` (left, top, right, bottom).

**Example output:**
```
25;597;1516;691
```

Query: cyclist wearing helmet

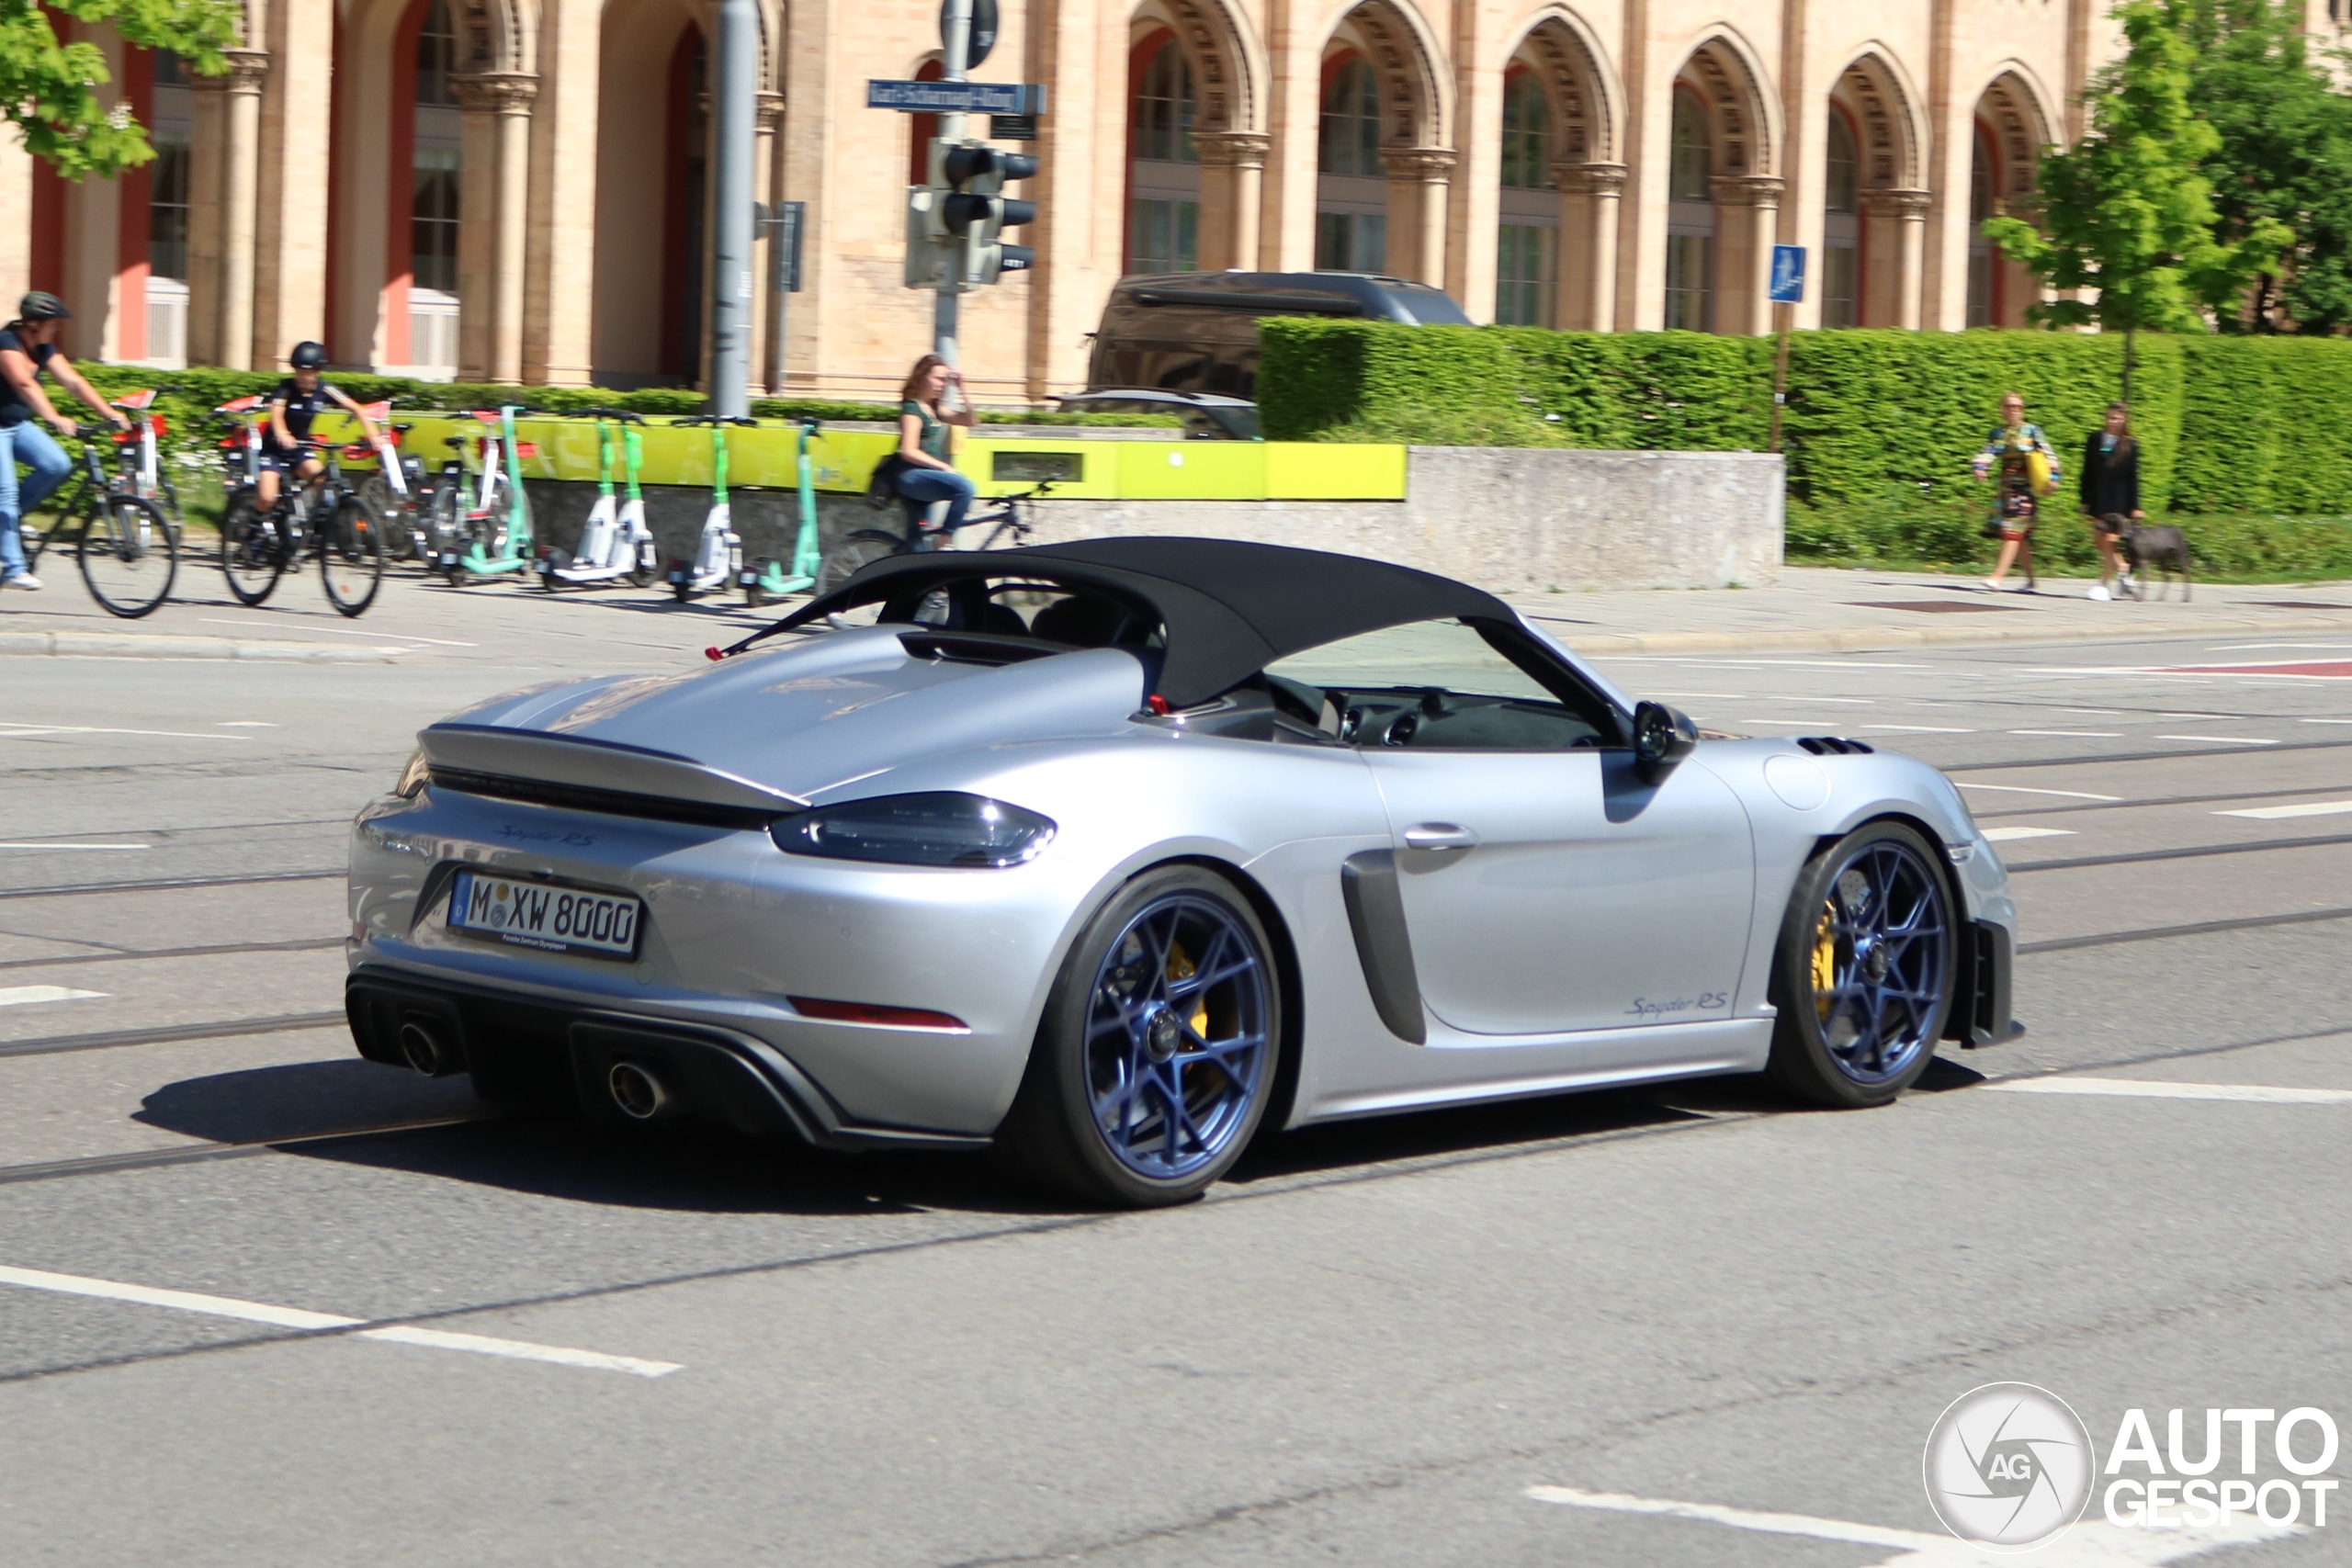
0;291;130;591
255;341;382;514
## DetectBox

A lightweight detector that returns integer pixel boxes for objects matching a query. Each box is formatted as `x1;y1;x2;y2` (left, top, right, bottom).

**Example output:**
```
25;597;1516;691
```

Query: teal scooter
445;402;537;584
743;417;826;605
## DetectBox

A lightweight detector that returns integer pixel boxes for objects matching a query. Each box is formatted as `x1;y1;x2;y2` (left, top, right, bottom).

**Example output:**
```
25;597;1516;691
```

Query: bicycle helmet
289;341;328;369
17;291;71;321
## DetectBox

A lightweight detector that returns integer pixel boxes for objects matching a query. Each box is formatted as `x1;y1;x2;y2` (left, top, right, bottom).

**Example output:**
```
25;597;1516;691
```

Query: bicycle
105;389;184;527
217;436;387;616
18;434;179;618
350;400;435;565
814;480;1051;597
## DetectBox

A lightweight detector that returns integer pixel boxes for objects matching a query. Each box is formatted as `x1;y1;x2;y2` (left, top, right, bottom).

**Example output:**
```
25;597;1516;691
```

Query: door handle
1402;823;1479;852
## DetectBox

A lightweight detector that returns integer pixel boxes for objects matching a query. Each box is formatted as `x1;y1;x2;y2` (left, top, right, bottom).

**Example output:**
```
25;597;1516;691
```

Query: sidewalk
4;562;2350;669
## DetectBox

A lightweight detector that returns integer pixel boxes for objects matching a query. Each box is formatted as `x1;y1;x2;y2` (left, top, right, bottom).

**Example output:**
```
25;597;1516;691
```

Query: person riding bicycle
254;341;383;520
0;292;130;592
896;354;977;547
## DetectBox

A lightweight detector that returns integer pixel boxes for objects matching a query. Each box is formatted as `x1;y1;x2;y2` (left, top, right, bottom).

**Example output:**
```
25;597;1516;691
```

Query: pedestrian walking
895;354;978;547
2078;402;2142;602
0;291;130;592
1972;390;2060;593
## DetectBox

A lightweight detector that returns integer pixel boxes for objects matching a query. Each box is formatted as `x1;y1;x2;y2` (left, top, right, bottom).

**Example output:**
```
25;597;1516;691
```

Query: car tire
995;864;1282;1208
1764;819;1958;1109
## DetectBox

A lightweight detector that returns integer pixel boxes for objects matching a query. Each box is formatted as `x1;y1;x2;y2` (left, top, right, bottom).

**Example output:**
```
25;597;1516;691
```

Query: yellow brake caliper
1167;942;1209;1037
1811;901;1838;1021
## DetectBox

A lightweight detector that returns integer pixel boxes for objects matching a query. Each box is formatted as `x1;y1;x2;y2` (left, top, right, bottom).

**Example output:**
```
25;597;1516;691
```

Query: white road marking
0;724;252;742
2209;643;2352;651
1955;783;2122;802
1864;725;1976;733
1643;691;1747;699
0;842;149;851
2301;717;2352;725
2214;800;2352;820
0;1264;681;1378
1611;658;1932;669
198;617;476;648
2154;734;2278;745
2061;707;2124;716
1737;717;1849;726
1527;1485;2301;1565
2009;729;2122;738
0;986;107;1008
1990;1078;2352;1104
216;721;277;728
1981;827;2076;842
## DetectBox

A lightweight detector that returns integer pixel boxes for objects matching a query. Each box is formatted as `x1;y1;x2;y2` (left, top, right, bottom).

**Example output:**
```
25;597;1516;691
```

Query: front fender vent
1795;737;1875;756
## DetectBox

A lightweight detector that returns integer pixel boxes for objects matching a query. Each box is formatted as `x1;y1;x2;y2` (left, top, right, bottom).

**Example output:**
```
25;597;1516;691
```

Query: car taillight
787;998;968;1031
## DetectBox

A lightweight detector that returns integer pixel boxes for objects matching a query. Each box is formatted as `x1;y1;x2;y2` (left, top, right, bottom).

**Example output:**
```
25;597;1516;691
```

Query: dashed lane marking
0;986;106;1009
2152;735;2278;745
2008;730;2122;738
1954;784;2121;802
1981;828;2076;842
0;843;150;852
1526;1484;2303;1565
1863;725;1977;733
0;1264;682;1378
1988;1078;2352;1104
2217;800;2352;820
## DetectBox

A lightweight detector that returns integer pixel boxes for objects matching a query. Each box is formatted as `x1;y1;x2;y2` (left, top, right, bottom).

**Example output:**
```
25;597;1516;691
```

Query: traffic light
941;143;1037;285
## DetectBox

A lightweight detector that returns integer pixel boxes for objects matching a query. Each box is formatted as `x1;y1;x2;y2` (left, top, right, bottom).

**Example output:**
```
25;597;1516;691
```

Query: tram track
0;936;343;974
2004;829;2352;874
0;1114;492;1189
0;1011;346;1061
0;868;342;902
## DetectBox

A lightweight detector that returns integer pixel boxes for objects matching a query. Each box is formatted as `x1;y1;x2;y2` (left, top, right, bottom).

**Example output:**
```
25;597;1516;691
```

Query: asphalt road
0;604;2346;1567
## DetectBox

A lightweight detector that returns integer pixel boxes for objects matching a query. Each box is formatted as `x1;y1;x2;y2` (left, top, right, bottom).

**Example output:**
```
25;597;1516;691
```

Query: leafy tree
2181;0;2352;333
1984;0;2289;398
2;0;242;180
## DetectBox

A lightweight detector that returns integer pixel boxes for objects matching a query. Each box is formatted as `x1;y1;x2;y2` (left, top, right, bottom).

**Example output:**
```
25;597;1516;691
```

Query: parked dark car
1052;389;1260;440
1087;272;1474;398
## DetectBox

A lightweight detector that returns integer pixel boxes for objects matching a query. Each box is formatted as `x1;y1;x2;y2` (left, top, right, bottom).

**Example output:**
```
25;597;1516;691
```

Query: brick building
2;0;2344;405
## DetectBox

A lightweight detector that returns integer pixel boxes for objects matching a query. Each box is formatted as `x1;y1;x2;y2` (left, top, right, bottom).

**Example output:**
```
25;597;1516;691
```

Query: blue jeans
897;466;976;536
0;421;73;581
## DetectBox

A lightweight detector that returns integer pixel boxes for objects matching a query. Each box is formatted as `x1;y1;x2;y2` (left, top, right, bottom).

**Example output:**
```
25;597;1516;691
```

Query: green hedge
1258;320;2352;520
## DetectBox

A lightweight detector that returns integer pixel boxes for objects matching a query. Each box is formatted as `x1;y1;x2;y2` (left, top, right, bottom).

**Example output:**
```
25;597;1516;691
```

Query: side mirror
1633;701;1699;782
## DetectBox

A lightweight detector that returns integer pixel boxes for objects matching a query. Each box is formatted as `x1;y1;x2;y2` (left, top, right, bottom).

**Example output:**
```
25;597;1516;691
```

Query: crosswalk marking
1989;1078;2352;1104
0;986;107;1009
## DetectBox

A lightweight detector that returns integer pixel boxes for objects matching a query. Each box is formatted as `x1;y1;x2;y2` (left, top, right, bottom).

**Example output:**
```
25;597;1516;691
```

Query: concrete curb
1559;609;2352;659
0;630;411;663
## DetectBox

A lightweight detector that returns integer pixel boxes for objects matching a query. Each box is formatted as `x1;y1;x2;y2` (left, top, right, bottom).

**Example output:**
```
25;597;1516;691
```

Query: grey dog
2120;522;2192;601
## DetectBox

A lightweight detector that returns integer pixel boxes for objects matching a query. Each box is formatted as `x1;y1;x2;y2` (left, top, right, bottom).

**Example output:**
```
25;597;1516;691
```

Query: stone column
453;73;537;384
1713;175;1783;335
524;0;601;387
1193;131;1269;275
1553;163;1625;332
752;91;784;393
1381;148;1456;288
209;49;269;370
1883;188;1933;330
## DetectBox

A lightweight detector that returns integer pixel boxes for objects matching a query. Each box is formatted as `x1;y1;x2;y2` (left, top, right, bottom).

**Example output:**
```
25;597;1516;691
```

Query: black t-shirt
0;328;59;428
271;378;342;447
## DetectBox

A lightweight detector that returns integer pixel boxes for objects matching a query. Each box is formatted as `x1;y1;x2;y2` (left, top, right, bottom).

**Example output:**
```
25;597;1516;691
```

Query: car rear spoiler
419;725;808;816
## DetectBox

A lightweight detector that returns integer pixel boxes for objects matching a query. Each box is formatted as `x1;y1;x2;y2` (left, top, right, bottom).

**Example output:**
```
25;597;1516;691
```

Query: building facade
2;0;2342;406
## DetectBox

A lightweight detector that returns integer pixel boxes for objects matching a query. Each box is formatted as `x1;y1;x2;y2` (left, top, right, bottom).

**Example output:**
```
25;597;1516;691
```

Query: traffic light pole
934;0;973;370
709;0;758;418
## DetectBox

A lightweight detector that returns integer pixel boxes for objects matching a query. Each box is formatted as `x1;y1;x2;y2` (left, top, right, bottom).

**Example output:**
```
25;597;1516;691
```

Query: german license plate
446;870;643;961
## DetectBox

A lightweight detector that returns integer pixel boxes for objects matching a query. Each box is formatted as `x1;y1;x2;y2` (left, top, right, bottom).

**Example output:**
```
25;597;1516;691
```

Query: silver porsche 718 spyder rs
347;538;2019;1206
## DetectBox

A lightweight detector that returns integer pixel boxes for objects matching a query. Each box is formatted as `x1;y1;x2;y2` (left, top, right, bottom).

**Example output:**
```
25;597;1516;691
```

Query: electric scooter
665;414;755;603
537;409;656;590
742;416;827;605
442;402;537;585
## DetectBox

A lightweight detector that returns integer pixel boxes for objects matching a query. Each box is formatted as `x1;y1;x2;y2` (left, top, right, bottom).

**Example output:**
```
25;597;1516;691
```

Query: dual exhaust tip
399;1014;681;1122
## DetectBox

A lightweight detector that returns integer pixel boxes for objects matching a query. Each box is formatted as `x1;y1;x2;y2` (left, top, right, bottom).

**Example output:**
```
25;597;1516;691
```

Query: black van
1086;271;1473;397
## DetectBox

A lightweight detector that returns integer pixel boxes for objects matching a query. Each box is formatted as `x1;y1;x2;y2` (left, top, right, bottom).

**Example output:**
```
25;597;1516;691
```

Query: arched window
1664;87;1714;330
1316;57;1385;271
406;0;462;374
1127;38;1198;275
1496;72;1554;325
1966;126;1996;328
1822;110;1859;328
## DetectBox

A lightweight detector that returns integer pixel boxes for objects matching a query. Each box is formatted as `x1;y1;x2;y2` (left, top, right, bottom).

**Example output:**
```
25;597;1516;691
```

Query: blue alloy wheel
1083;893;1272;1180
1807;837;1950;1085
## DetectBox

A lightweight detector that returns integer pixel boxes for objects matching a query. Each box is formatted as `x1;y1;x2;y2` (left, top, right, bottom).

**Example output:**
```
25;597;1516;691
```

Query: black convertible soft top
725;537;1517;707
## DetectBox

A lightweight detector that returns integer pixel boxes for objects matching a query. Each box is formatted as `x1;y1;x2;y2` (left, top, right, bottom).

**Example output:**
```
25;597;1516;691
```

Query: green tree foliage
2181;0;2352;333
1983;0;2288;350
2;1;241;179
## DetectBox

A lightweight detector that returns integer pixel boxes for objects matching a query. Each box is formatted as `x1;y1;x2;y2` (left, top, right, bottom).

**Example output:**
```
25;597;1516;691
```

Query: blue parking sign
1770;245;1806;304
